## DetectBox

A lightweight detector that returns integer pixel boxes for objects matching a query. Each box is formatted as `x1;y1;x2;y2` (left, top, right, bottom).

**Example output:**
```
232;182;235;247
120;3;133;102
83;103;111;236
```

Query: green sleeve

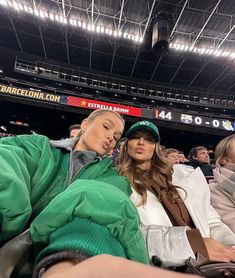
0;135;52;242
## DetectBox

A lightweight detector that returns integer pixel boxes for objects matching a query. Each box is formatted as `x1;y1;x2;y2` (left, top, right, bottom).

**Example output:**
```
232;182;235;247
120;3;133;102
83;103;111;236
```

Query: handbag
185;253;235;277
0;229;33;278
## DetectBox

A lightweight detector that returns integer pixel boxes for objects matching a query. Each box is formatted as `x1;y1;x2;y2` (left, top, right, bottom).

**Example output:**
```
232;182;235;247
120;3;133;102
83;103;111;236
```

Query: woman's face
127;130;156;170
75;112;124;156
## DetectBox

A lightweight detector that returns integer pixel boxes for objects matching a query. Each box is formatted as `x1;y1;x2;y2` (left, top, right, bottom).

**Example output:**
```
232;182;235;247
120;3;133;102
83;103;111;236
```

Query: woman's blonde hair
117;140;183;205
86;109;125;126
215;134;235;166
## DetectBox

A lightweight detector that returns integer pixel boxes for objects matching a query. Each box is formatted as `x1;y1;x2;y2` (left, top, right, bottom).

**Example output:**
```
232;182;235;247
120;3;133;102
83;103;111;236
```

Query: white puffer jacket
131;164;235;267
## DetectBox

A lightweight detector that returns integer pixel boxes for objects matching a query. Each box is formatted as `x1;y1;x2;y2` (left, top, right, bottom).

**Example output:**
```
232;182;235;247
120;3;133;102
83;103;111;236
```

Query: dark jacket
188;159;214;177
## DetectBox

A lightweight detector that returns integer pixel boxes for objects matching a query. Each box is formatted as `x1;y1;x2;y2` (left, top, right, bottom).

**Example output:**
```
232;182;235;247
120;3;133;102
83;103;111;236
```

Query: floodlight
199;48;205;54
87;24;91;31
221;51;230;57
69;18;77;26
175;44;181;50
105;28;112;35
0;0;8;6
22;5;33;13
1;0;144;43
123;32;128;38
213;50;222;57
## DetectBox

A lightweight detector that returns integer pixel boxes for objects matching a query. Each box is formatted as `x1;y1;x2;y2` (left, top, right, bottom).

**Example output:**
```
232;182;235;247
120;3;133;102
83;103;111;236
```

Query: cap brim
126;126;160;142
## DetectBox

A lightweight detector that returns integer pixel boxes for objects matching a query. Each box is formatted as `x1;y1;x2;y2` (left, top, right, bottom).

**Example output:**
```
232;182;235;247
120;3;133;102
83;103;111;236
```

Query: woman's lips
103;142;110;150
135;147;145;154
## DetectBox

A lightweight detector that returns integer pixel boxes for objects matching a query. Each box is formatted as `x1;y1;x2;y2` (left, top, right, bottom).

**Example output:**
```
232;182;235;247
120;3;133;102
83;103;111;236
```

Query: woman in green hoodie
0;109;148;277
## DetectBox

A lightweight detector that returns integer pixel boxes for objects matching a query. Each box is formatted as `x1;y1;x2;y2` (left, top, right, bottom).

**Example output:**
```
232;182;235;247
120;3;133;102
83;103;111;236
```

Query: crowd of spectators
0;114;235;278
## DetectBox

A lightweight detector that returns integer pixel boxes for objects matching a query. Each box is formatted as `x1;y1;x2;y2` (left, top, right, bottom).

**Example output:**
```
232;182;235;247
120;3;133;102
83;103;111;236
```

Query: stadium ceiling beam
49;0;145;27
217;21;235;49
89;0;95;69
170;0;188;38
61;0;70;64
38;26;48;58
89;38;93;69
189;18;235;87
110;0;126;73
191;0;222;48
208;61;232;89
173;30;235;44
225;81;235;93
156;0;235;21
130;0;157;77
188;60;208;87
170;0;222;84
31;0;47;58
150;53;163;80
10;18;23;52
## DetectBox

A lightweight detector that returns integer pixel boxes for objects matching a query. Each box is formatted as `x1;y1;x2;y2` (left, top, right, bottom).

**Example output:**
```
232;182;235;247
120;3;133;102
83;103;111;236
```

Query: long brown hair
117;140;183;205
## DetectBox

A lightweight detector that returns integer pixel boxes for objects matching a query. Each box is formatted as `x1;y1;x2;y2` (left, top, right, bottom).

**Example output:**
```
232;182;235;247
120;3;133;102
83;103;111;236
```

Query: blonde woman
0;110;148;277
209;134;235;233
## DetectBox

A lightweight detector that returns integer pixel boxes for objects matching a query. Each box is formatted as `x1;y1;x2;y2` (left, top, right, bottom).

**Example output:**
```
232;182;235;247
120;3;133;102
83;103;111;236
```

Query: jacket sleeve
210;181;235;234
0;134;51;242
207;203;235;245
140;224;195;268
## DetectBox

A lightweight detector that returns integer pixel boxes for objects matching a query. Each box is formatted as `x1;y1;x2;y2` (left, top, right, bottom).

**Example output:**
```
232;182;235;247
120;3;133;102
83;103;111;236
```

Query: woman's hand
204;238;235;262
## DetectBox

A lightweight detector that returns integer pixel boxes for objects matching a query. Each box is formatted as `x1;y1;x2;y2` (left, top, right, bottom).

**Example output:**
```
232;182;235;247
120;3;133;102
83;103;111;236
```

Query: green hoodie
0;134;149;264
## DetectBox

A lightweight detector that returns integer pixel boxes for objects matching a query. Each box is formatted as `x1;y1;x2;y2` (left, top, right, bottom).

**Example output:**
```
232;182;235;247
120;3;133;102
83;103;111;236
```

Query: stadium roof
0;0;235;94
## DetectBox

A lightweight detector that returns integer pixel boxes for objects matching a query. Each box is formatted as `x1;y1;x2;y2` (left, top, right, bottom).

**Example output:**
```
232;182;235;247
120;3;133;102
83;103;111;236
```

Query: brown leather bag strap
0;229;32;278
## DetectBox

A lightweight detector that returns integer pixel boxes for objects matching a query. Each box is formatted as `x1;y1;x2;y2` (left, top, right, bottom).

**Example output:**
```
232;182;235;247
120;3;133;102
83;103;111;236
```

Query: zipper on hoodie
67;156;101;186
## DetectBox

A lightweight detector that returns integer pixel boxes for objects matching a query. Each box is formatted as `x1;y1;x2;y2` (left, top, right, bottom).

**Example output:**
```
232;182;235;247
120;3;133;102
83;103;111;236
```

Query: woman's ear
220;157;232;166
80;119;88;134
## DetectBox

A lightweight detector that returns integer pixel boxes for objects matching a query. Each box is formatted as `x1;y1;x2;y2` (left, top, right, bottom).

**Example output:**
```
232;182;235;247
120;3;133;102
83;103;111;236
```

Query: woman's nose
107;133;114;142
138;137;145;144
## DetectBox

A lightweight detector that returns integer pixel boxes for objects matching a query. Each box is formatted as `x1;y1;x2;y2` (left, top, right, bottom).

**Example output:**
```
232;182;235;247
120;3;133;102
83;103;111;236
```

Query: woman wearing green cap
117;120;235;269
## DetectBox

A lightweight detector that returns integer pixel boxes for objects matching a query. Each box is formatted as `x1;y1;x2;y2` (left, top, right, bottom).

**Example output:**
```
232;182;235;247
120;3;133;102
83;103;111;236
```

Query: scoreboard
155;108;235;132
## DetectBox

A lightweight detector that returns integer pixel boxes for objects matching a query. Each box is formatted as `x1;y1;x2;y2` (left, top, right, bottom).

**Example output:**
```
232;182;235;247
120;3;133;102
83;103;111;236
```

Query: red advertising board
67;96;142;117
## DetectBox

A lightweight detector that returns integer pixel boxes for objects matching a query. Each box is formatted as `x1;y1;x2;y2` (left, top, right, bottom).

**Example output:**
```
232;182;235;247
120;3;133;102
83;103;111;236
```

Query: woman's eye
146;137;155;143
103;125;108;129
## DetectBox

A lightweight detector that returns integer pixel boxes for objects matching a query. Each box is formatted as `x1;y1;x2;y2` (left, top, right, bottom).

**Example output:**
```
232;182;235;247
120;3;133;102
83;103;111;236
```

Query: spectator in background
112;137;127;163
69;124;81;138
209;134;235;233
178;151;189;164
165;148;180;167
188;146;214;178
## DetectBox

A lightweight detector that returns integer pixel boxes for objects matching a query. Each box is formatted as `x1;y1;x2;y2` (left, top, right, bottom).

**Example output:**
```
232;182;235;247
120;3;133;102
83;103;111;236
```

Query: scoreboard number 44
158;111;172;120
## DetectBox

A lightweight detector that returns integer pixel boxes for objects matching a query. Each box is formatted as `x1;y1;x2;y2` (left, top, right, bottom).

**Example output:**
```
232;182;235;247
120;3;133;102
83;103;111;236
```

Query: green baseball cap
125;121;160;142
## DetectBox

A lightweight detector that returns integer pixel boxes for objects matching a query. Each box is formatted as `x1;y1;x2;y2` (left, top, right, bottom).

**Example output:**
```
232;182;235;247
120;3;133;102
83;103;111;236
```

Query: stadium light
170;42;235;60
0;0;143;43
